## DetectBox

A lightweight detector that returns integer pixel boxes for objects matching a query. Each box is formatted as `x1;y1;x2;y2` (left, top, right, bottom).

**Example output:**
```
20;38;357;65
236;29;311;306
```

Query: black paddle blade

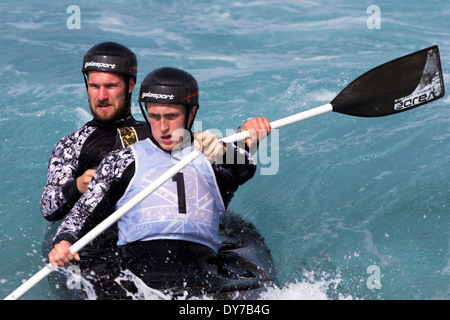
331;45;445;117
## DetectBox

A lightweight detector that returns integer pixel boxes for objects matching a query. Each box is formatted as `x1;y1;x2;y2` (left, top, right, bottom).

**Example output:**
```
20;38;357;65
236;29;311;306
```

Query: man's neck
88;112;136;128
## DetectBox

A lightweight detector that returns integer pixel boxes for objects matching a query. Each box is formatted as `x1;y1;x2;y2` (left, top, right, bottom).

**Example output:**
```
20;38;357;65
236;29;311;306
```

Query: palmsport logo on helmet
141;92;175;101
82;42;137;79
83;61;117;70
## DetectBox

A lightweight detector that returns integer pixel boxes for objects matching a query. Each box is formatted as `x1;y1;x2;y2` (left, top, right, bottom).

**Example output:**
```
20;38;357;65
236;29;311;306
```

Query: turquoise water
0;0;449;300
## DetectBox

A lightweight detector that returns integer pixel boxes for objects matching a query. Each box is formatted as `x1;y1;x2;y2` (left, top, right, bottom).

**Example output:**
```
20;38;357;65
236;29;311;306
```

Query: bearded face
87;71;135;122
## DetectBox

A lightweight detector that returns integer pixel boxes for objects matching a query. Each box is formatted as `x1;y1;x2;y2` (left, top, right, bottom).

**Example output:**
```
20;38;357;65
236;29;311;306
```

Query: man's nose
160;118;169;132
98;86;108;101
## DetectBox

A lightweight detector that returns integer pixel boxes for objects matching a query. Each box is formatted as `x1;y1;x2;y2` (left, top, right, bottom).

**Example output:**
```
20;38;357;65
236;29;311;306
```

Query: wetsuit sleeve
53;148;135;245
213;142;257;208
40;127;95;221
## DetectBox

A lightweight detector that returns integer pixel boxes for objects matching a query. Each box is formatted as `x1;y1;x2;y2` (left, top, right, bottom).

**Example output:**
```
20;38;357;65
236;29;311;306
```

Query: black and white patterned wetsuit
40;114;151;221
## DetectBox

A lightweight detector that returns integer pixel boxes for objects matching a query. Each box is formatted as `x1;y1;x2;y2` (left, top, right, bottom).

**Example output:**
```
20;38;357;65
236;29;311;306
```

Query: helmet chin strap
82;73;89;92
139;101;152;132
124;76;132;113
184;105;192;130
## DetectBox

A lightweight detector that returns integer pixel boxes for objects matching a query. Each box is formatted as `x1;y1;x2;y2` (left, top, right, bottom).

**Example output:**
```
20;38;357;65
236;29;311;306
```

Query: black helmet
138;67;199;138
82;42;137;80
138;67;198;107
82;42;137;115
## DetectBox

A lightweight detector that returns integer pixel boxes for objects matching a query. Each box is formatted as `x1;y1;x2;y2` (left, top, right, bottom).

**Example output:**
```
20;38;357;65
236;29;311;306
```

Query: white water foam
75;269;353;300
259;271;352;300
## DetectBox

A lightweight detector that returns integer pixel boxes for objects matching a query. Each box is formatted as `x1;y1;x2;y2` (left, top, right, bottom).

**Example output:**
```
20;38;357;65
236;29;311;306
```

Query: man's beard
89;95;130;123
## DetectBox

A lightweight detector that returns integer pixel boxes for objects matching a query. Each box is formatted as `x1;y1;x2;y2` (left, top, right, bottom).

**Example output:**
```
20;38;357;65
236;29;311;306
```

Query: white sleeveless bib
116;139;225;252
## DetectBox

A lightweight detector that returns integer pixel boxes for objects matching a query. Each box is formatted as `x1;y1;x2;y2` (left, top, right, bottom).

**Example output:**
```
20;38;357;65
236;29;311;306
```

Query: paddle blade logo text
394;48;444;111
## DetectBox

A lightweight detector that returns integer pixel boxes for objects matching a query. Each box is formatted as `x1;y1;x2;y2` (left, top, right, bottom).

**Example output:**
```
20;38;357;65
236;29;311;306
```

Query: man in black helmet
49;67;274;297
40;42;151;221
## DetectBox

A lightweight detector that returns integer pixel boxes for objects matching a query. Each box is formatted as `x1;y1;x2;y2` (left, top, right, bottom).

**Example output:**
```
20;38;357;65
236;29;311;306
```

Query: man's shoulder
60;123;97;141
52;123;97;152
